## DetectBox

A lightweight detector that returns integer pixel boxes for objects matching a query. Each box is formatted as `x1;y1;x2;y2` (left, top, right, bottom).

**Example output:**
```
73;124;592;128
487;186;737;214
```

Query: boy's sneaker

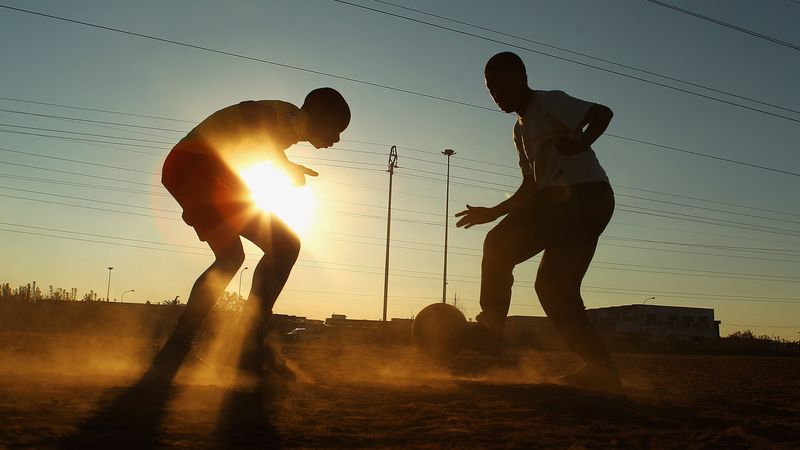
462;323;504;356
264;344;297;382
237;342;296;382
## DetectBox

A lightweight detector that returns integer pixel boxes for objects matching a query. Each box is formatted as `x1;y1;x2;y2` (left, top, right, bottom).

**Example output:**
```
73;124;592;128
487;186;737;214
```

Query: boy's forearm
556;104;613;155
491;177;536;216
579;104;613;147
272;149;293;168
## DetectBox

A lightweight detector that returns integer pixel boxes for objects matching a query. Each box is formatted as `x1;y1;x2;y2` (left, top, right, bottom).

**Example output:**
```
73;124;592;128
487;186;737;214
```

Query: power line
5;102;800;220
331;0;800;124
0;2;799;175
5;187;800;264
0;160;157;187
5;164;794;253
604;133;800;178
613;217;800;248
5;144;800;240
604;235;800;256
2;222;797;323
395;168;800;238
0;172;168;196
614;206;800;239
4;139;798;241
3;220;797;284
0;129;165;154
0;147;159;175
0;108;188;133
615;184;800;218
0;96;196;123
4;94;799;180
0;193;180;221
615;193;800;226
0;185;178;213
368;0;800;116
0;122;174;145
2;105;797;238
0;4;496;113
597;240;800;264
2;224;798;305
642;0;800;52
590;260;800;283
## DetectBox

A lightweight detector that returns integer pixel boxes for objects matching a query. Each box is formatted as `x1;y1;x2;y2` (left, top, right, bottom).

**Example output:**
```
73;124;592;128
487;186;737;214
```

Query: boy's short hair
302;87;351;129
485;52;527;78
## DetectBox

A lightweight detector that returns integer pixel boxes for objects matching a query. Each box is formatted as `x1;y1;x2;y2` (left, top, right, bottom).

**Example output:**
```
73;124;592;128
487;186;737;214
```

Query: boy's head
302;87;351;148
484;52;528;113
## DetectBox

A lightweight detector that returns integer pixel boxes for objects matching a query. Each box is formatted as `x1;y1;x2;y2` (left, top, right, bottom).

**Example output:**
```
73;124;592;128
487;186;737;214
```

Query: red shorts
162;146;254;242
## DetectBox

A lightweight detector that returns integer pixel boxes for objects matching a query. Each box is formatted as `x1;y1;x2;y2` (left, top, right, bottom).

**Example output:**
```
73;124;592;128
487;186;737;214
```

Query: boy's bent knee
214;247;246;272
276;232;301;262
535;277;573;304
534;277;556;301
483;228;511;260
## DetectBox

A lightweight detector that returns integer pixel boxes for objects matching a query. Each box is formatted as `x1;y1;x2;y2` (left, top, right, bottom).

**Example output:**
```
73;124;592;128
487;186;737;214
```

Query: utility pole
442;148;456;304
106;267;113;302
382;145;398;322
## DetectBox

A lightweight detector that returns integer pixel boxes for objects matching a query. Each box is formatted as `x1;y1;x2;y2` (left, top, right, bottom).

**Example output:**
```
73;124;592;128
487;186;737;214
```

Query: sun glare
239;161;316;235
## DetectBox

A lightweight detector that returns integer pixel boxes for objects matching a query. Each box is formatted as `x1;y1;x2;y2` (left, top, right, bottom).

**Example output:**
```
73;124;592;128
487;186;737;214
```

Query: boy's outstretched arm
288;163;318;186
273;150;318;186
455;176;536;229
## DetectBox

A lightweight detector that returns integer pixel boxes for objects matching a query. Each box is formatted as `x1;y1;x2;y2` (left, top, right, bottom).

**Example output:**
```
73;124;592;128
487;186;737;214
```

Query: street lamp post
238;266;249;300
442;149;455;304
106;267;113;302
121;289;135;302
642;296;655;304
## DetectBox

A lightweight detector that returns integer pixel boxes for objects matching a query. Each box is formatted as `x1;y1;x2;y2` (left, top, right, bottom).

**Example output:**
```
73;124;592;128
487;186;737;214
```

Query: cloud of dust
0;301;177;382
0;331;156;381
293;342;549;389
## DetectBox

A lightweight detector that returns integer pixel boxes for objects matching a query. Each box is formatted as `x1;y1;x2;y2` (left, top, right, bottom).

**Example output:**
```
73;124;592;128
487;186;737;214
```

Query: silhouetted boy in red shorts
147;88;350;384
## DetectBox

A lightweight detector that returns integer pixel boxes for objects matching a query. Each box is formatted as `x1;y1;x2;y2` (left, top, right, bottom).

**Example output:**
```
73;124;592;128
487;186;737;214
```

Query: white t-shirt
513;90;609;189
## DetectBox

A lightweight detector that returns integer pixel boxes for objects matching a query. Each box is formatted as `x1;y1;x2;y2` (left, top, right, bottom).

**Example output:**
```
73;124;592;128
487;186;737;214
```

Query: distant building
324;314;413;342
505;304;721;342
586;304;720;339
325;314;381;328
586;305;720;338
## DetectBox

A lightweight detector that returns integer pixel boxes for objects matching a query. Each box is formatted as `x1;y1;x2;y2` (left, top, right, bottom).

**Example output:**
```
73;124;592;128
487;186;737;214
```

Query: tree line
0;282;245;311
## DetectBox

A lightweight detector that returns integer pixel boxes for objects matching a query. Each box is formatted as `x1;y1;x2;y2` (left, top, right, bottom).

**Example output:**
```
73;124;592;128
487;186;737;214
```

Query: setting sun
239;161;316;234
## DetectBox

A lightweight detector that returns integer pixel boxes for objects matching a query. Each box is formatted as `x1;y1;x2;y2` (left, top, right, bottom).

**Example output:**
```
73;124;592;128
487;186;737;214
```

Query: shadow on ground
58;379;282;449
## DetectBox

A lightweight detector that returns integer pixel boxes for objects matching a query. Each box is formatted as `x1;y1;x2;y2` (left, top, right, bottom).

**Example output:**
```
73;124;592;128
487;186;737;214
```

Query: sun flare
239;161;316;235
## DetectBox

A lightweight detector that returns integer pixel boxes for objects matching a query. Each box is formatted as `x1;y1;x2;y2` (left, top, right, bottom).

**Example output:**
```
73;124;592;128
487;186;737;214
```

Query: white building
586;304;720;338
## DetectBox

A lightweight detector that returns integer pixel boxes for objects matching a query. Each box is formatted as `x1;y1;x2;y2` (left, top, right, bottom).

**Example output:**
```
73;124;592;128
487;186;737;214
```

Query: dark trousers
477;181;615;365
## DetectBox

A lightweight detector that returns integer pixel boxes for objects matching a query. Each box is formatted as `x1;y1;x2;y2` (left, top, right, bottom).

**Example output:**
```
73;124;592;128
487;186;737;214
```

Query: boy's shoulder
229;100;305;129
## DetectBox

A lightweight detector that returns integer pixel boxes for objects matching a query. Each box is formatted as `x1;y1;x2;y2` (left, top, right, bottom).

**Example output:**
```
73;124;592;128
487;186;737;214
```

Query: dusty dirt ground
0;331;798;449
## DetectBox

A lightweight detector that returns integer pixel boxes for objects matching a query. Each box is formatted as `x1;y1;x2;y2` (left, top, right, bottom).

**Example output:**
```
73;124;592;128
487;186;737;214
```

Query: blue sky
1;0;798;339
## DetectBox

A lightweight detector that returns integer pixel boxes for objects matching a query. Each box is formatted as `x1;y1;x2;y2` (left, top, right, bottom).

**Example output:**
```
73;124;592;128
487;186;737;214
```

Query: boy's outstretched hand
455;205;500;229
287;163;319;186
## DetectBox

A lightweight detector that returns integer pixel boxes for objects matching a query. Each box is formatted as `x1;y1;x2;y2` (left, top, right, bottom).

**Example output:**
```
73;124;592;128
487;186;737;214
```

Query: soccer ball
413;303;467;360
